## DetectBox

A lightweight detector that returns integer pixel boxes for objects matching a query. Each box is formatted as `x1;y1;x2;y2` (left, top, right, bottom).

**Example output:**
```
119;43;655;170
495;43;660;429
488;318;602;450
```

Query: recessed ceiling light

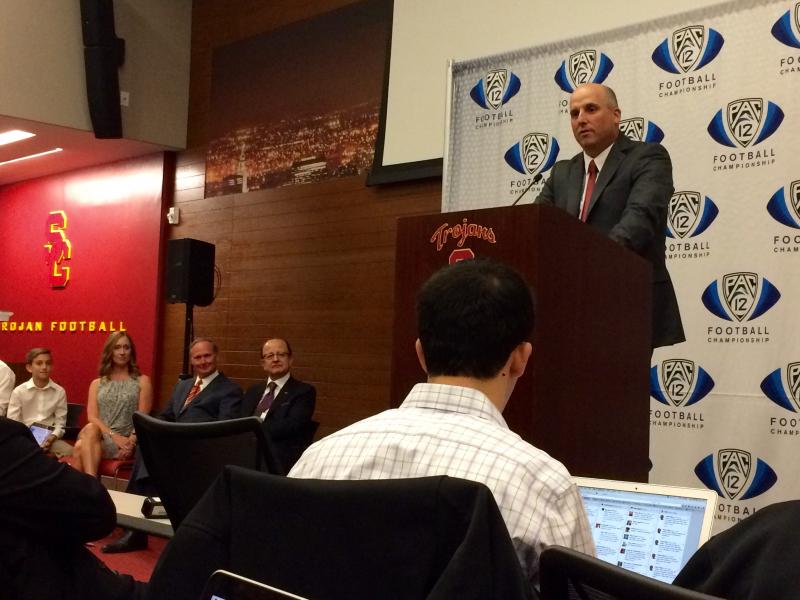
0;147;62;167
0;129;35;146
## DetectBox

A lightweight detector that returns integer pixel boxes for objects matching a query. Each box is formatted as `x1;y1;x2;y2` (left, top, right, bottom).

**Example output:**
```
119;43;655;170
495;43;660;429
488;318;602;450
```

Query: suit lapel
177;379;195;414
587;135;632;218
265;377;295;419
246;382;266;416
565;154;585;217
180;375;218;414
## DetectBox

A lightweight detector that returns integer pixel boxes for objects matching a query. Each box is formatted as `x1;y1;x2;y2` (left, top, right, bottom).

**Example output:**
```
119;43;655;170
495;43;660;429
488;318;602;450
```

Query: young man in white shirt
6;348;72;457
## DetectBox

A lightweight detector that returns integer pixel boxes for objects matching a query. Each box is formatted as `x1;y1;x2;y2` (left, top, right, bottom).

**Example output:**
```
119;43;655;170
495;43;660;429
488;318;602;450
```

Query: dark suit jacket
0;417;140;600
128;372;243;493
160;371;242;423
242;375;316;472
146;467;533;600
535;134;685;348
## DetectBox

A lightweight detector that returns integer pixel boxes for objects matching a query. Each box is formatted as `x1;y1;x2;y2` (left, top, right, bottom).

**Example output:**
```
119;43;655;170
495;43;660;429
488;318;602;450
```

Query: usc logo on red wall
43;210;72;288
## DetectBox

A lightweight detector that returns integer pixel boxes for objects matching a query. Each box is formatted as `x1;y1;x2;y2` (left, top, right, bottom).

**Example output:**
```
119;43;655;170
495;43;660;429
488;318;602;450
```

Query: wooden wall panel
159;1;442;439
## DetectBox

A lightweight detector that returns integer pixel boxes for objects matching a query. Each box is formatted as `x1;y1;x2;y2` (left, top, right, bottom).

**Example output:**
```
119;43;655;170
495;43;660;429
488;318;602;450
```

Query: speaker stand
182;303;194;376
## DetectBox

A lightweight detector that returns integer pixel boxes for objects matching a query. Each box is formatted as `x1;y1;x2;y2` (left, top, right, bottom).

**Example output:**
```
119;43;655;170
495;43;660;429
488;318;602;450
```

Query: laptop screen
201;570;308;600
573;477;716;584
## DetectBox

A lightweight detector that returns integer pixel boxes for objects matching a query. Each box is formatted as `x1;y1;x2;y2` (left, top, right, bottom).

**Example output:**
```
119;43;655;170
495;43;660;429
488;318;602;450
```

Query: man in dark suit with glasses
242;338;316;472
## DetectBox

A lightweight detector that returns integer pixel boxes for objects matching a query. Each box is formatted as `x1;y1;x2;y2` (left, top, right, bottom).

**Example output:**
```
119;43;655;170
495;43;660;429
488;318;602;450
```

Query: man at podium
535;83;684;348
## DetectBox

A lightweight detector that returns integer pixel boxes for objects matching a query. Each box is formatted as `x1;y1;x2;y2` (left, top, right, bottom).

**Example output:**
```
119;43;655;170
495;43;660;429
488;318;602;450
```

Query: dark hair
262;338;293;358
99;332;141;378
26;348;52;365
416;259;534;379
190;337;218;354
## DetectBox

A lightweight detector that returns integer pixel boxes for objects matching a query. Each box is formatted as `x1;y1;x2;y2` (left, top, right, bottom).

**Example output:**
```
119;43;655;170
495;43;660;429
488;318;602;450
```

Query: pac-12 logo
470;69;521;109
701;273;781;322
771;3;800;48
767;180;800;229
652;25;725;74
667;191;719;238
650;359;714;407
554;49;614;92
504;133;560;175
43;210;72;289
695;449;777;500
619;118;664;143
707;98;784;147
761;362;800;413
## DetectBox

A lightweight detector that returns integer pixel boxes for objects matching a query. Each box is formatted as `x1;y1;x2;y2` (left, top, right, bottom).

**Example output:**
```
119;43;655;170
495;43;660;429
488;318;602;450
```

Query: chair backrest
132;412;283;528
301;419;319;447
147;468;534;600
66;403;84;426
283;419;319;470
540;546;724;600
63;403;85;440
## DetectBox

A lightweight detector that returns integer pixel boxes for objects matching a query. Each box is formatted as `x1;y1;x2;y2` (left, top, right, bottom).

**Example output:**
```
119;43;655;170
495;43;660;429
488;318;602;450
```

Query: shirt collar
23;378;55;391
583;141;613;174
400;383;508;429
196;370;220;386
267;372;291;388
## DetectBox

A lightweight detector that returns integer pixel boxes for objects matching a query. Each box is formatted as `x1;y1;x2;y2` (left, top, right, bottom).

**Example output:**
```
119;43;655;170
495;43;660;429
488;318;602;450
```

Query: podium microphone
511;172;543;206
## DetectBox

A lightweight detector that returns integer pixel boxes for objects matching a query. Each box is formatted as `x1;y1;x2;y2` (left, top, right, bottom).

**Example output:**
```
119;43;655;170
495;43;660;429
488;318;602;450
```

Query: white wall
0;0;191;148
383;0;734;166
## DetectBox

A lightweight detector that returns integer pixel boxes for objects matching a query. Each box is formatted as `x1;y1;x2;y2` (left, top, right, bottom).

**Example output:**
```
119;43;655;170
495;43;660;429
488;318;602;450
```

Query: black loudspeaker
166;239;216;307
80;0;125;139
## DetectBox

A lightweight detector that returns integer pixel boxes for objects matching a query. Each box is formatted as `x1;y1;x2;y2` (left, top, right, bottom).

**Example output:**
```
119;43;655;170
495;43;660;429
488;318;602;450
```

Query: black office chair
540;545;724;600
146;468;534;600
280;419;319;472
132;412;283;529
62;403;85;441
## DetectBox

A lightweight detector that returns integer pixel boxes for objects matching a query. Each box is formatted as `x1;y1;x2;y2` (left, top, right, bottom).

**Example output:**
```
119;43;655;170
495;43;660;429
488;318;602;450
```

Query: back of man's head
416;259;534;380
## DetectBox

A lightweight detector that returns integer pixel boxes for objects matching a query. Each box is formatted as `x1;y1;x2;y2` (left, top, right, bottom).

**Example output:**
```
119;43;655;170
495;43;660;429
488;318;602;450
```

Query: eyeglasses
262;352;290;360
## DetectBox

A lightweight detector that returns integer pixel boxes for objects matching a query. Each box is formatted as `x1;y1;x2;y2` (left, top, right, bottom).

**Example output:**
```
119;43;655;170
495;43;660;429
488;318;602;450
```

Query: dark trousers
124;447;158;497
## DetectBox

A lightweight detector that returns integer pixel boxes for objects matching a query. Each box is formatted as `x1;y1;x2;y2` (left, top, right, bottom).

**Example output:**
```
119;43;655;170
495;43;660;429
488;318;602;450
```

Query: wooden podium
391;204;651;481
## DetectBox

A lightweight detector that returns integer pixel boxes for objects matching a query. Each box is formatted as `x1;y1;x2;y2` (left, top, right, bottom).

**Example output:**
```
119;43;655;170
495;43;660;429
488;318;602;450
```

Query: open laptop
573;477;717;584
29;422;54;446
201;570;308;600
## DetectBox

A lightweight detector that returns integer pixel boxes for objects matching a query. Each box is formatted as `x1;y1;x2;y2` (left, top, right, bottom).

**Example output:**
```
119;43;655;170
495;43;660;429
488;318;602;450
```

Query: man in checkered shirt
290;258;594;589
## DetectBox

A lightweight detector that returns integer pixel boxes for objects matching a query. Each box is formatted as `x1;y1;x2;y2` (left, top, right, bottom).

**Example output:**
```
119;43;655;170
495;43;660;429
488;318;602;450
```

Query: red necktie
183;380;201;408
580;159;598;222
256;381;277;415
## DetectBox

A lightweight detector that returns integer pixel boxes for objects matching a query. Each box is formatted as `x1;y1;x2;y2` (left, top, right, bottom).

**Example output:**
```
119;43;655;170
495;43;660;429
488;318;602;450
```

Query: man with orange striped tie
102;337;242;553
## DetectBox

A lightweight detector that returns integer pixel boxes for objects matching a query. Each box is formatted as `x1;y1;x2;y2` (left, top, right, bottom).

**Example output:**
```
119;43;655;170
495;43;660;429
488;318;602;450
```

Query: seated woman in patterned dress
72;332;152;477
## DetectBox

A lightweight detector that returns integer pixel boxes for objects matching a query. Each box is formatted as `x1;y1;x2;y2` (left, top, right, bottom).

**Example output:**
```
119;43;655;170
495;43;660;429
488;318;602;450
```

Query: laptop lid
200;570;308;600
573;476;716;584
29;422;54;446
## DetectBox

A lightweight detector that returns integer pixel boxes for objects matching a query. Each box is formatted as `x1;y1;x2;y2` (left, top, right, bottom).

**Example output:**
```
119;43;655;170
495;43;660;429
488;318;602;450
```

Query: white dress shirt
290;382;595;588
195;370;219;393
6;378;68;438
0;360;15;417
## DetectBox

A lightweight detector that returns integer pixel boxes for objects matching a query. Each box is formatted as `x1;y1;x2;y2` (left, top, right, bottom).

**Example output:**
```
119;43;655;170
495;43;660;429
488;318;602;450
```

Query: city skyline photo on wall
204;0;391;197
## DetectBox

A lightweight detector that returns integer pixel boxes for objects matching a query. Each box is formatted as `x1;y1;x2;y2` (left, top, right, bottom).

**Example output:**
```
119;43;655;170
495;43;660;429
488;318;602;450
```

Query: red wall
0;153;168;408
